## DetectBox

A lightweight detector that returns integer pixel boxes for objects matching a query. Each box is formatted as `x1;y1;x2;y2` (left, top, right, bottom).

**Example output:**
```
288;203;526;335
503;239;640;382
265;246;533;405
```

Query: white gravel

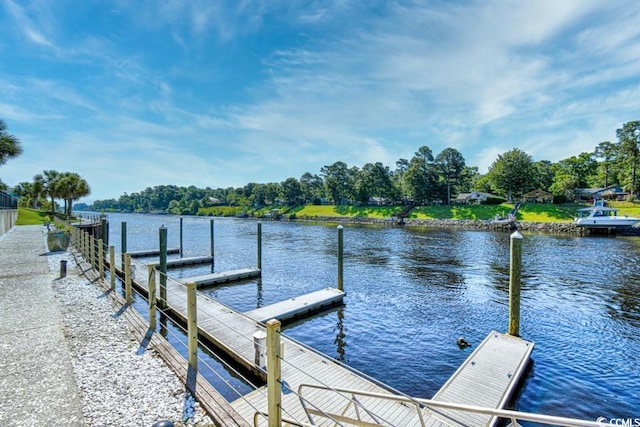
47;249;214;427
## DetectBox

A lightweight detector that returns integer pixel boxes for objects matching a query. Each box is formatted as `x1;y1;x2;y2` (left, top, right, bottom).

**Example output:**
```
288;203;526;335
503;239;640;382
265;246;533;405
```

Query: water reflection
99;213;640;418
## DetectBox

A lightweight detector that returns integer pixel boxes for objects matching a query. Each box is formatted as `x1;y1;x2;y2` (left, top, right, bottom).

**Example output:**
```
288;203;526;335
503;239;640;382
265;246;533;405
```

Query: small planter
47;231;70;252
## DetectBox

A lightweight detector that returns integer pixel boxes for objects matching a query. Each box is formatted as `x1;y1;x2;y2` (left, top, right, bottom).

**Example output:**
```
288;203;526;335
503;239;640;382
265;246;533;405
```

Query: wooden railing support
98;238;104;278
266;319;282;427
186;282;198;370
148;265;157;331
109;246;116;290
125;253;132;305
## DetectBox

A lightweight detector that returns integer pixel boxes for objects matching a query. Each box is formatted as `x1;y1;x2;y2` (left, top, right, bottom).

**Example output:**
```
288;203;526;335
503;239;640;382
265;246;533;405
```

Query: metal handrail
297;384;602;427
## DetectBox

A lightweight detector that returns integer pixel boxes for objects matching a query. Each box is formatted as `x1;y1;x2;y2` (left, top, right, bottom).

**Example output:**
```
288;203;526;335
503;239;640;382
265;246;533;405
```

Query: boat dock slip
244;288;345;324
431;331;534;427
148;255;214;269
125;268;534;426
180;268;262;288
128;248;180;258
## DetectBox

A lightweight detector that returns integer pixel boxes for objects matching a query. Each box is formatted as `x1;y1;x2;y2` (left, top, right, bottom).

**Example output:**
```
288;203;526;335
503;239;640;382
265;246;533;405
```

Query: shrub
481;197;506;205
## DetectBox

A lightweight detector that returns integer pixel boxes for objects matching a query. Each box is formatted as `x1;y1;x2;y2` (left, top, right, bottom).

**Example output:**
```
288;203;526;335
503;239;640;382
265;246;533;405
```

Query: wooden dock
125;269;533;426
128;248;180;258
180;268;262;288
430;331;534;427
147;255;214;269
244;288;345;324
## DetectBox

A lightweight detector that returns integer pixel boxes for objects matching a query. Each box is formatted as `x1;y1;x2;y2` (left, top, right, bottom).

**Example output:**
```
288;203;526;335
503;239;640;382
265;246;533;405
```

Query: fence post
148;265;157;331
186;282;198;371
98;239;104;278
266;319;282;427
509;231;523;336
125;253;132;305
337;225;344;291
257;222;262;270
109;246;116;290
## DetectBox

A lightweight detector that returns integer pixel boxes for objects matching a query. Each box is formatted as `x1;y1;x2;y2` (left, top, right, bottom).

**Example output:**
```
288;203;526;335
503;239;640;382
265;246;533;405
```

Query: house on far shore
521;189;553;204
454;191;498;204
575;186;628;202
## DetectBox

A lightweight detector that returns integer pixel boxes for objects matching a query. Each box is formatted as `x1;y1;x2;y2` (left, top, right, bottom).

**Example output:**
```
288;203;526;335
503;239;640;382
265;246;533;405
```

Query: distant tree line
81;120;640;214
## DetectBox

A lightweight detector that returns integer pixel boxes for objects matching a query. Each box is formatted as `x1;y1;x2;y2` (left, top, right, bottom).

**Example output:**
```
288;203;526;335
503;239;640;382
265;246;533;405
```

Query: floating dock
180;268;262;288
123;269;533;426
430;331;534;426
147;255;214;269
128;248;180;258
244;288;345;324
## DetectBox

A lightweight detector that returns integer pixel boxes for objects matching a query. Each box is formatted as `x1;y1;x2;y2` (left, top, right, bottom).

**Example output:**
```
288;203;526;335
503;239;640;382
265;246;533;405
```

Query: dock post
159;225;167;309
109;246;116;290
253;331;267;369
98;239;104;278
509;230;523;336
180;217;183;258
186;282;198;371
337;225;344;291
121;221;127;272
124;253;132;305
148;265;157;331
257;222;262;270
101;217;108;268
266;319;282;427
90;235;96;270
210;219;214;259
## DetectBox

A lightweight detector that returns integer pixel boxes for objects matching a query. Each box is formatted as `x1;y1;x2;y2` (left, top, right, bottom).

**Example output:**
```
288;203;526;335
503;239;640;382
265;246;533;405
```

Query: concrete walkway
0;226;85;426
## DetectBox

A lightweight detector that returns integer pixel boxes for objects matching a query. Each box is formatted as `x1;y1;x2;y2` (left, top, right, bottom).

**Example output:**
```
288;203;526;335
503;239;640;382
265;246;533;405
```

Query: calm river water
95;212;639;422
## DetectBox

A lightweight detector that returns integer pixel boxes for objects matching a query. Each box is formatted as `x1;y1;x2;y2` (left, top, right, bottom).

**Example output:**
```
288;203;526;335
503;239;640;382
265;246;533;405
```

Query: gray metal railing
0;190;17;209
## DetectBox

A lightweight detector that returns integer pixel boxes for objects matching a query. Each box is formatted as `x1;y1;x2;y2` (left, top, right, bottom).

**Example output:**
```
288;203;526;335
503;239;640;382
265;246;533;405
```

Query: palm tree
0;119;23;166
57;172;90;216
39;170;61;213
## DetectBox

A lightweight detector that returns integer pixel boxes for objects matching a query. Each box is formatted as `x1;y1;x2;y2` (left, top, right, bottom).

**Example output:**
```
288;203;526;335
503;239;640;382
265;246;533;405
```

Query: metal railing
0;190;17;209
296;384;602;427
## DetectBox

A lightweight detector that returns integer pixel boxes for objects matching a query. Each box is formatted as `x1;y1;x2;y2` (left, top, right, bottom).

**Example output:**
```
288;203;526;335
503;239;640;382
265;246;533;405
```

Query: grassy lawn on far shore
16;208;49;225
293;202;640;223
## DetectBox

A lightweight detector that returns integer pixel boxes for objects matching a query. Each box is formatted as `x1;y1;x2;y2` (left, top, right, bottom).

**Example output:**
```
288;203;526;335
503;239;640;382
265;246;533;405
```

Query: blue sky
1;1;640;202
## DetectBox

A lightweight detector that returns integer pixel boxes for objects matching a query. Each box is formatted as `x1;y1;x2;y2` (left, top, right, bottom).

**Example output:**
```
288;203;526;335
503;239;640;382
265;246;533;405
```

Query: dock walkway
180;268;261;288
244;288;345;324
128;270;533;426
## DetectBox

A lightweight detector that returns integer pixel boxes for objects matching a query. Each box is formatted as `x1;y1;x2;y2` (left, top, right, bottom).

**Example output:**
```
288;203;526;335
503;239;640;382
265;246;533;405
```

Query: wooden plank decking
125;268;533;427
181;268;262;288
128;248;180;258
244;288;345;324
430;331;534;427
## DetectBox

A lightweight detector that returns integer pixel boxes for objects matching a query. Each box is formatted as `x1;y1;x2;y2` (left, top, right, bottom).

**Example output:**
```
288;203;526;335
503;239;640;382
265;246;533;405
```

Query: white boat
574;205;640;228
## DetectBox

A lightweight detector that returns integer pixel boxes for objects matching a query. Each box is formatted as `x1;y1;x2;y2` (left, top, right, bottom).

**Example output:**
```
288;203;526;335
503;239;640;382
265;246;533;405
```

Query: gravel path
1;226;214;426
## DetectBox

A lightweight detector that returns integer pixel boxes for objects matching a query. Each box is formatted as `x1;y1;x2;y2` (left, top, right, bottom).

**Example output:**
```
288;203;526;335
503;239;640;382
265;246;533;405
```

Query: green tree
321;161;352;204
532;160;554;191
615;120;640;195
281;177;302;205
487;148;535;200
404;146;438;204
0;119;22;166
593;141;619;188
57;172;90;216
300;172;323;204
435;147;466;204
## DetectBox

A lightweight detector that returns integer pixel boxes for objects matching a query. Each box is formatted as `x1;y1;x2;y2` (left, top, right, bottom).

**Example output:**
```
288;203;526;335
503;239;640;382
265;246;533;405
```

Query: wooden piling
509;230;523;336
180;217;184;258
121;221;127;271
125;253;132;305
266;319;282;427
90;235;96;270
109;246;115;290
210;219;214;260
257;222;262;270
148;264;157;331
337;225;344;291
98;239;104;278
159;225;167;309
186;282;198;371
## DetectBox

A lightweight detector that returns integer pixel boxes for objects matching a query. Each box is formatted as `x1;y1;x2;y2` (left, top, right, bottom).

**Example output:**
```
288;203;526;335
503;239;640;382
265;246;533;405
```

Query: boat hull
575;218;640;228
